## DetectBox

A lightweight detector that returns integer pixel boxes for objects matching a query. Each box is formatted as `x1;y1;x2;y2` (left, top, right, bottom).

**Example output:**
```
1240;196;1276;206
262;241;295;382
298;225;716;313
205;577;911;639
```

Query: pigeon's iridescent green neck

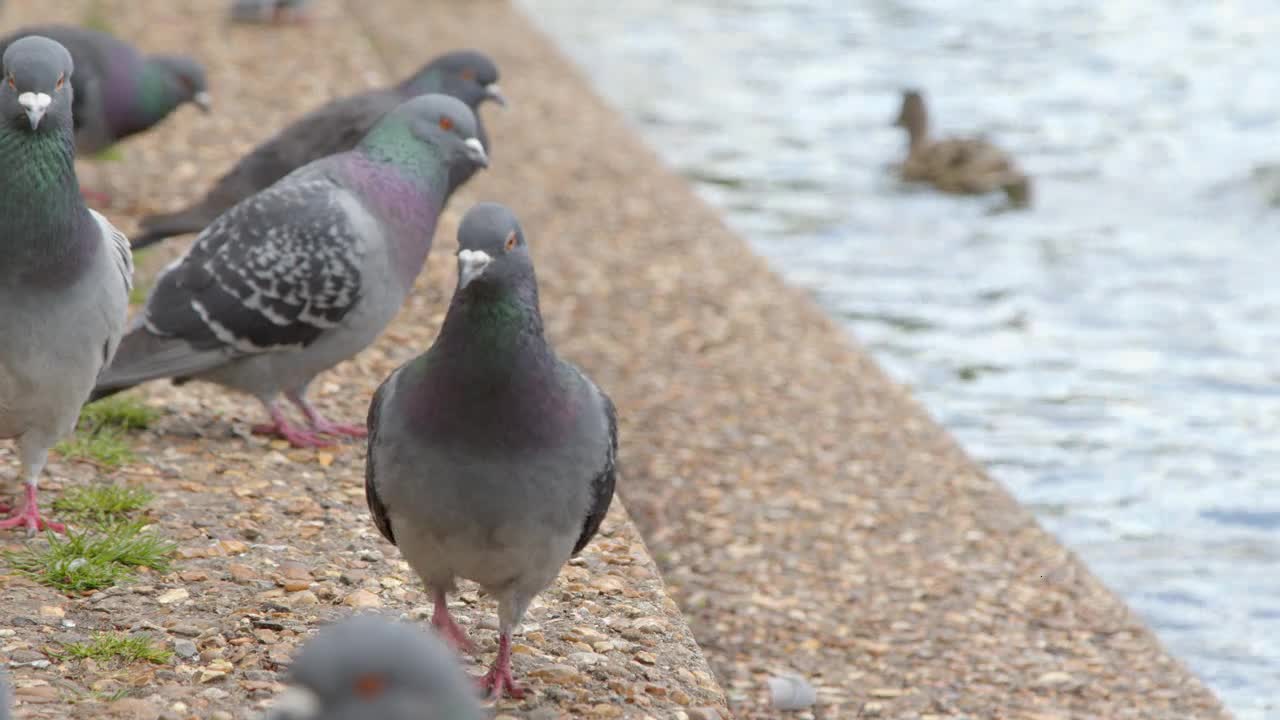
135;62;186;126
0;122;84;267
358;116;451;185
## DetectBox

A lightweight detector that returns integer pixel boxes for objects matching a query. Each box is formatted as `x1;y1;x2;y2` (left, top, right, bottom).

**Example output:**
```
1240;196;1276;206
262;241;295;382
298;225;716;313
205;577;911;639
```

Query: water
520;1;1280;716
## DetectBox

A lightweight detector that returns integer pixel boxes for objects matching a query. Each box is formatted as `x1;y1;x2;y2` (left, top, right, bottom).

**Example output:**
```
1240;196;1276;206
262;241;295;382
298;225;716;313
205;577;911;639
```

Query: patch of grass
80;395;159;432
56;632;172;665
128;281;149;306
90;146;125;163
5;522;176;594
54;427;133;468
53;485;154;525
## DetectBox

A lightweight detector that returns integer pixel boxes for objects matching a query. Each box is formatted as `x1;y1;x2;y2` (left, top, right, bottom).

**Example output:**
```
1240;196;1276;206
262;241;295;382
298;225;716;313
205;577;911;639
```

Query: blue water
521;1;1280;716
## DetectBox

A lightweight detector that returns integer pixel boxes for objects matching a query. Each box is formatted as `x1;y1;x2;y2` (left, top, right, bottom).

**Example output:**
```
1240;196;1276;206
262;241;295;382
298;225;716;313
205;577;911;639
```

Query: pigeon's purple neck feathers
102;52;186;137
406;279;580;449
0;119;96;287
342;134;449;289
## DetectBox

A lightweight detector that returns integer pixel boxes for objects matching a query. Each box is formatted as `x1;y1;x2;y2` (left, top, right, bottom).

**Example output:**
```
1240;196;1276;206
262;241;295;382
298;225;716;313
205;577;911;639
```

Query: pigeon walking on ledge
90;94;488;448
365;203;618;699
0;36;134;533
261;614;483;720
133;50;504;250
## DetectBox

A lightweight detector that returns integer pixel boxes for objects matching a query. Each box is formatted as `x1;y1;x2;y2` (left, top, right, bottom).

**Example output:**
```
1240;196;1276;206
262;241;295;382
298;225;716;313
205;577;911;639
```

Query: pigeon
90;94;488;449
0;25;210;156
365;203;618;699
133;50;504;250
0;36;134;533
229;0;313;25
261;614;483;720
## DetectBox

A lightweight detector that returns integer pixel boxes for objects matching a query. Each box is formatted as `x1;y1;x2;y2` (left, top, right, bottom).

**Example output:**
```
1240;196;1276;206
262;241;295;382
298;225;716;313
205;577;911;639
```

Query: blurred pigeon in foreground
261;615;483;720
0;36;134;532
0;667;11;720
0;25;209;156
229;0;313;25
90;94;487;448
133;50;503;249
365;203;618;699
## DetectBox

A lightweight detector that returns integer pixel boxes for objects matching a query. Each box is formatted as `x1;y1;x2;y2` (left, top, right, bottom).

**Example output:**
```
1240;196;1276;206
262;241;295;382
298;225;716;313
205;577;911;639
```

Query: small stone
219;539;249;554
289;590;319;606
526;664;579;683
670;689;692;705
14;685;60;702
227;563;258;582
38;605;65;618
634;651;657;665
589;704;623;718
1033;671;1074;688
210;713;233;720
172;639;198;659
279;562;312;581
686;708;722;720
861;701;884;717
868;687;904;699
197;669;227;683
591;575;626;594
156;588;190;605
568;652;604;667
179;571;209;582
282;580;311;592
343;589;381;608
107;697;160;719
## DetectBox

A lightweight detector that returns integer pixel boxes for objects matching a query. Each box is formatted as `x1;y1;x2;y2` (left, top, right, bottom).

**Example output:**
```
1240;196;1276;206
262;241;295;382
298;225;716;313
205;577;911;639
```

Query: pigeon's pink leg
286;390;367;438
430;589;475;653
0;482;64;534
251;402;333;448
478;632;525;700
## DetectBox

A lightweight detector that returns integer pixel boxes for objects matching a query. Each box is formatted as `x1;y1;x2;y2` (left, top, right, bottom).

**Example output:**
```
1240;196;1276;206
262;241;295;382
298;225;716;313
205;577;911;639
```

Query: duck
892;89;1032;209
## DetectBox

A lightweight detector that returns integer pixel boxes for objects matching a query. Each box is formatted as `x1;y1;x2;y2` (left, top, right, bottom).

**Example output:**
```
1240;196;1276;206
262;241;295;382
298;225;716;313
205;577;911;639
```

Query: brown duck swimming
893;89;1032;209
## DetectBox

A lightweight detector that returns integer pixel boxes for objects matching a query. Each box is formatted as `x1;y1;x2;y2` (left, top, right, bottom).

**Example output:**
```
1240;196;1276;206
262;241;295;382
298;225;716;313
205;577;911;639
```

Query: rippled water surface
521;0;1280;715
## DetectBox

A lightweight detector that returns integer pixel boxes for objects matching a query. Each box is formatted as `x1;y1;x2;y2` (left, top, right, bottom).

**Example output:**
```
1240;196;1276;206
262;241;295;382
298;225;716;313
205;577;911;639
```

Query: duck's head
893;89;928;138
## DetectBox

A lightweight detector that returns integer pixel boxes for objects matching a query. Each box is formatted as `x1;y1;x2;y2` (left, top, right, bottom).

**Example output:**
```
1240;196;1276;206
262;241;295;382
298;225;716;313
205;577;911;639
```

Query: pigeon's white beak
193;91;212;112
458;249;492;289
484;82;507;107
18;92;51;130
463;137;489;168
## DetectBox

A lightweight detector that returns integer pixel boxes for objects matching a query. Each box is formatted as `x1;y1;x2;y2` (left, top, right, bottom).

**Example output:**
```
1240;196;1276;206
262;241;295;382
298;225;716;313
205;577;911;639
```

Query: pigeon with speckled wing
260;615;483;720
90;94;488;448
365;203;618;700
0;25;209;156
133;50;503;250
0;36;134;533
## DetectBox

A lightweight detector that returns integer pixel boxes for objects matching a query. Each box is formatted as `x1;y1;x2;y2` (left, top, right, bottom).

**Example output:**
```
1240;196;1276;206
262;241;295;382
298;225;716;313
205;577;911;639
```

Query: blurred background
521;1;1280;717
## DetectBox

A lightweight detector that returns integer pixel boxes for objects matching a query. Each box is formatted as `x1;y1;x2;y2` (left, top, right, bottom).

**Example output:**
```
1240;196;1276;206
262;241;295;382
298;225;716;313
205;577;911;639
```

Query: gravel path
0;0;1230;719
0;1;725;718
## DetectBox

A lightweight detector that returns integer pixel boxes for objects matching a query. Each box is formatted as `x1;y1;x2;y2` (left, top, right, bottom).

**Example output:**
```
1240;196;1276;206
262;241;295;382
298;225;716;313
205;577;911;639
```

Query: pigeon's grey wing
204;90;395;210
141;176;365;355
89;208;134;295
365;367;399;546
573;388;618;556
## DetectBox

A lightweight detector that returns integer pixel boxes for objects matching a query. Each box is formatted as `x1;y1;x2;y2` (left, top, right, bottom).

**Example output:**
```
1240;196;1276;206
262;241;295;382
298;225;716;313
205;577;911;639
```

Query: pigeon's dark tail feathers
132;206;212;250
92;321;226;401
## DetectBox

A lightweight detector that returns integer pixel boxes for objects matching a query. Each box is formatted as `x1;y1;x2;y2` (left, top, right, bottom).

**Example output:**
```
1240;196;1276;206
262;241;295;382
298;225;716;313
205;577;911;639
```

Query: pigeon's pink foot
288;393;366;439
0;486;65;534
478;634;525;700
250;421;332;448
310;419;368;438
81;188;112;206
430;592;475;653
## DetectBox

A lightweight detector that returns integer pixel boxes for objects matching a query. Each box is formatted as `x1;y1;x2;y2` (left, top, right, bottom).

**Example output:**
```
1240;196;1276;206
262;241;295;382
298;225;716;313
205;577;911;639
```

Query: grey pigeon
365;203;618;699
133;50;503;250
0;36;134;532
229;0;313;25
261;614;483;720
90;94;488;448
0;25;210;156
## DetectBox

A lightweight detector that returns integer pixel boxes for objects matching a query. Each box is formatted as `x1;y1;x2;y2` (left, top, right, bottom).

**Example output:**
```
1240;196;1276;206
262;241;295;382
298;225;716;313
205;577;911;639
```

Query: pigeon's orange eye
353;673;388;699
55;74;64;90
439;116;454;131
504;231;517;252
6;75;14;89
460;68;476;81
